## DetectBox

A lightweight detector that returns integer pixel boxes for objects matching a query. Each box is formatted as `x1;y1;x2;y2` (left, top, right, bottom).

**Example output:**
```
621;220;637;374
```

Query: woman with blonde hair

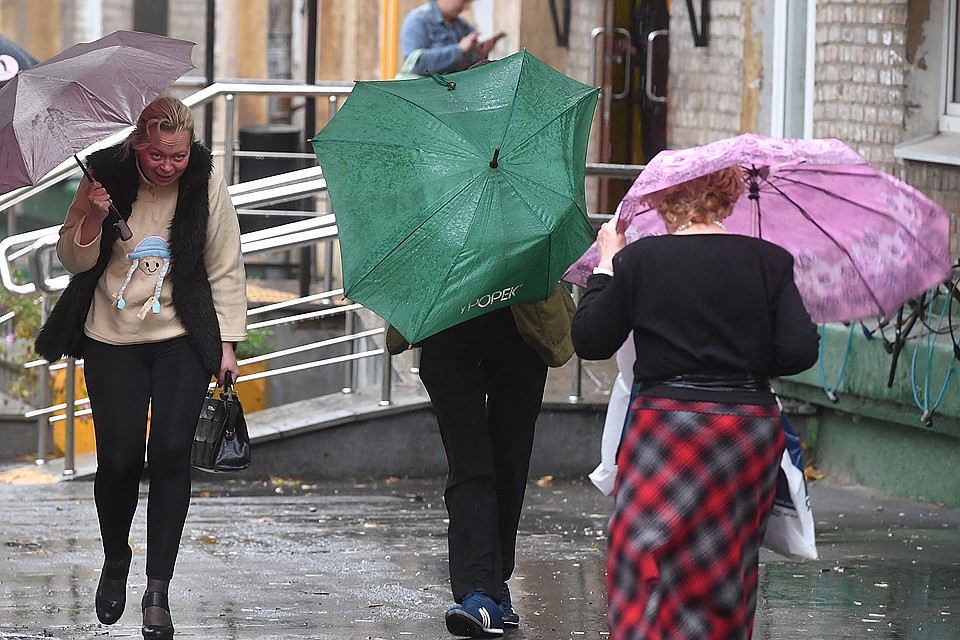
572;165;819;639
37;94;247;640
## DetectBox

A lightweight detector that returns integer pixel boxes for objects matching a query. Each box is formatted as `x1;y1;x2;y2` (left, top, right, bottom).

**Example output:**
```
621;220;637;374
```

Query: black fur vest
35;141;224;374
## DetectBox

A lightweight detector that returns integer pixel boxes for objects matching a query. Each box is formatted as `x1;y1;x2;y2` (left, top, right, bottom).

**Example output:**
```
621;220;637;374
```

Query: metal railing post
35;296;50;465
322;237;334;293
342;309;355;393
223;93;237;184
380;348;393;406
569;285;583;403
323;95;339;294
63;357;76;476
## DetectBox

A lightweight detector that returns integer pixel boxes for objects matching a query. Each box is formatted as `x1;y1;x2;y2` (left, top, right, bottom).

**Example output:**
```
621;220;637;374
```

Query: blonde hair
640;165;744;230
124;95;194;155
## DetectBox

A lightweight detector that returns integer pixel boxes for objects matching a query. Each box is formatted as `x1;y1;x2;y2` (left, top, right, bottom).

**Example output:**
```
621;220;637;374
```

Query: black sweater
571;234;820;404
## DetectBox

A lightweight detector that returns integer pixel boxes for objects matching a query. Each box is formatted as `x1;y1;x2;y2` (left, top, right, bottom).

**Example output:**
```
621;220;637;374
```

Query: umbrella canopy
0;34;38;88
313;50;599;344
564;133;952;324
0;30;195;195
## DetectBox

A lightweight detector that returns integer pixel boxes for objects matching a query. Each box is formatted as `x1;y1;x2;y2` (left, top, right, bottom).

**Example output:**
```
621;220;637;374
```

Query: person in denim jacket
400;0;503;76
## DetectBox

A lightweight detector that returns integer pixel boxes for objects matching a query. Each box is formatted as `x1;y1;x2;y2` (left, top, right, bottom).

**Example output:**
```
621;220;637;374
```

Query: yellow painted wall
0;0;61;60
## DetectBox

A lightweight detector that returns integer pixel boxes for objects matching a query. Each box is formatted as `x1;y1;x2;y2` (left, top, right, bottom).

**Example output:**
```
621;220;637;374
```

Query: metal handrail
0;79;645;476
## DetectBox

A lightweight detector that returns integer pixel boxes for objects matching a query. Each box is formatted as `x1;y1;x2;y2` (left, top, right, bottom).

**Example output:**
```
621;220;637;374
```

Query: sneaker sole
445;609;504;638
502;618;519;628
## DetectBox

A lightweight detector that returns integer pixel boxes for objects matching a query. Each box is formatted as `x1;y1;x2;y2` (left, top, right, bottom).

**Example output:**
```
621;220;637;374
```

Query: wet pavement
1;475;959;639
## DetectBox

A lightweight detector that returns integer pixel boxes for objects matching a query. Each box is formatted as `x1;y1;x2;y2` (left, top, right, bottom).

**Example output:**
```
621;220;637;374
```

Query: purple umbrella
0;30;195;196
564;133;952;324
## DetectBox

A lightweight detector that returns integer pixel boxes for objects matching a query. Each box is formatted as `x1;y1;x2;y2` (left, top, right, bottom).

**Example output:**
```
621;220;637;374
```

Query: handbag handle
220;370;238;401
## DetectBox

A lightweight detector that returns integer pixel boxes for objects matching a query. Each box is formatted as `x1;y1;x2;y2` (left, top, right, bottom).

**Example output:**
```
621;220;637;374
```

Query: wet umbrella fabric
0;30;195;195
0;35;37;88
313;50;599;344
564;133;952;324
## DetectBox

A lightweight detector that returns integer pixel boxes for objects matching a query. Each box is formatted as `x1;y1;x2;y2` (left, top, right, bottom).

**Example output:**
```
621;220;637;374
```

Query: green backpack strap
394;48;424;79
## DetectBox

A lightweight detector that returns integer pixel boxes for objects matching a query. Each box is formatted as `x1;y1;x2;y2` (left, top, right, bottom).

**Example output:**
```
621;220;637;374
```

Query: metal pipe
569;286;584;403
203;0;215;149
62;357;76;476
304;0;318;138
380;333;393;406
35;296;50;465
223;93;236;184
323;95;340;294
598;0;616;214
342;310;355;393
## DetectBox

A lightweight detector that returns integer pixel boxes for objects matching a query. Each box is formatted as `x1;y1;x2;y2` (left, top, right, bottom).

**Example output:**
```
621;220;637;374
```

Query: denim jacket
400;1;477;76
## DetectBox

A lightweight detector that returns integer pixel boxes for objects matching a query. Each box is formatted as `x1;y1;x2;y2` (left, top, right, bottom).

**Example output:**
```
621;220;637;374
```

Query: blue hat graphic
127;236;170;260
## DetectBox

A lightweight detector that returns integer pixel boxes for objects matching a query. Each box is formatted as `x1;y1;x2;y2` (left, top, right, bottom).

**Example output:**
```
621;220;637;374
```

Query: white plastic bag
589;338;636;495
763;412;818;560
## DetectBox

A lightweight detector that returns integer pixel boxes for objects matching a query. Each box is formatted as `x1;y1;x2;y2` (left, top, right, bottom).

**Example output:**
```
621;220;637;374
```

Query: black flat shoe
95;547;131;625
141;590;175;640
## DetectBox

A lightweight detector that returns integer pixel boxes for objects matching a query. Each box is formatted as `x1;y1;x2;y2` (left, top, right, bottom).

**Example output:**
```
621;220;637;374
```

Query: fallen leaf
804;465;826;481
0;467;58;485
536;475;554;487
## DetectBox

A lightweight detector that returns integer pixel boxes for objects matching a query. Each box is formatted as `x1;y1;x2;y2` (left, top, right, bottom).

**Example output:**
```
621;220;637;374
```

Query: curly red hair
640;165;745;230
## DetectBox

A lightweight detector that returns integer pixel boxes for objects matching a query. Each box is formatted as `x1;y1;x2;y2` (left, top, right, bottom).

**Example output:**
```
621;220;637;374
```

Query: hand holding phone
477;31;506;57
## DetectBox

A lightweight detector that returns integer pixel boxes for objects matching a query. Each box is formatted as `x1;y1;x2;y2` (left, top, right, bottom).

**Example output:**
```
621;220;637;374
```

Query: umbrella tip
490;147;500;169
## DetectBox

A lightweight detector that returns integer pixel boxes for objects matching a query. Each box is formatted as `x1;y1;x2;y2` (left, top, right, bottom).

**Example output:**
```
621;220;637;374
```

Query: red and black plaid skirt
607;395;784;640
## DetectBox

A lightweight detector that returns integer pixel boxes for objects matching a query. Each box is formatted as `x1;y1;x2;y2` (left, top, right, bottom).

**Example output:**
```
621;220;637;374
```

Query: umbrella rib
499;171;585;234
349;179;478;329
499;94;592;159
758;173;891;315
771;170;948;269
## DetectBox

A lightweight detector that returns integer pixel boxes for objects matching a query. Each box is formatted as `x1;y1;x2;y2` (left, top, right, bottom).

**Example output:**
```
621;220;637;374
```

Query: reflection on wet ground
1;476;958;639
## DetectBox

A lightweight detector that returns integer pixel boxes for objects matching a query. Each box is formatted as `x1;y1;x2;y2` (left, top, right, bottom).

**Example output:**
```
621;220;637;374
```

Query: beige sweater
57;165;248;346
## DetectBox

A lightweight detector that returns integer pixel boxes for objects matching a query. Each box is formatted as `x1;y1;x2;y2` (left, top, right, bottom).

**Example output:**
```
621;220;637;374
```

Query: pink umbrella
564;133;953;324
0;30;195;195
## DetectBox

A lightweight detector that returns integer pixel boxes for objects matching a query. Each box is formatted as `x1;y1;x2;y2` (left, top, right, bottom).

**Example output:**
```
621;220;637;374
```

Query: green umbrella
312;50;599;344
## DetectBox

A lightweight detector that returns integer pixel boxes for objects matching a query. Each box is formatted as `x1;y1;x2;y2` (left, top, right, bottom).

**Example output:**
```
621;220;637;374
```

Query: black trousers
418;308;548;603
83;336;211;581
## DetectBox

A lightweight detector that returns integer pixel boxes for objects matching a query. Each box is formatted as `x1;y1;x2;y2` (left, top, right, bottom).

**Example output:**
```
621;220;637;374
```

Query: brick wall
668;0;746;149
902;162;960;257
813;2;909;174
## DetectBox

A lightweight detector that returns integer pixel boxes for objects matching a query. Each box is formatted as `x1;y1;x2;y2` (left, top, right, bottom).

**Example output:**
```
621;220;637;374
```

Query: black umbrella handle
73;155;133;241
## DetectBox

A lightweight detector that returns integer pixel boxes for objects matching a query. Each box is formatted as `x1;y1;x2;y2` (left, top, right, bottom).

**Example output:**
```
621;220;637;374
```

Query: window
133;0;169;37
770;0;815;138
943;1;960;130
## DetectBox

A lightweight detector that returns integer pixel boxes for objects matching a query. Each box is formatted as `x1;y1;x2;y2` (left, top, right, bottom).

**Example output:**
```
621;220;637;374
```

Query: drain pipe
598;0;615;214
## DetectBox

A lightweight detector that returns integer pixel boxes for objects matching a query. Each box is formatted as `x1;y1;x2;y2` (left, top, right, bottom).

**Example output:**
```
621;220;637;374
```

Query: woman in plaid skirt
571;166;819;639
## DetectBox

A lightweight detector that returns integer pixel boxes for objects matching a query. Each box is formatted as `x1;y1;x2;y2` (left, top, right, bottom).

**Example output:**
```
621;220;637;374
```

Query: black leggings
83;336;211;581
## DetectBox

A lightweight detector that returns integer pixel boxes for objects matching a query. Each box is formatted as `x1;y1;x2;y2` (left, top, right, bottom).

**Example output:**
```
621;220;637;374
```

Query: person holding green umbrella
315;51;598;637
404;284;575;637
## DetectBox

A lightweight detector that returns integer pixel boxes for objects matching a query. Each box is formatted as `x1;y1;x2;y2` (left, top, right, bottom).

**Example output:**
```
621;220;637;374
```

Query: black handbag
191;371;251;473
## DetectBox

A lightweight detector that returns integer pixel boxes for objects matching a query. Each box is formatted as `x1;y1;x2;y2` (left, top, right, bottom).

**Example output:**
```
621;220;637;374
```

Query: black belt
639;372;771;394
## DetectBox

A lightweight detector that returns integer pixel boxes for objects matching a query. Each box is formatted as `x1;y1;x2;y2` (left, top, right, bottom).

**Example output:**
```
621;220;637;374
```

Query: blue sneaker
500;583;519;627
445;589;504;637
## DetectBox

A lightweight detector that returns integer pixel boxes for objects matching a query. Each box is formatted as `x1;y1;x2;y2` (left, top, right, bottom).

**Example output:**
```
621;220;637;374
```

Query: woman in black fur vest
35;95;247;640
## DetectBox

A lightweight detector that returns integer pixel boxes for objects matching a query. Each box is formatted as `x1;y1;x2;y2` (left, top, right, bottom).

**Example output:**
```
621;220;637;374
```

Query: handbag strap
218;370;245;439
223;395;241;438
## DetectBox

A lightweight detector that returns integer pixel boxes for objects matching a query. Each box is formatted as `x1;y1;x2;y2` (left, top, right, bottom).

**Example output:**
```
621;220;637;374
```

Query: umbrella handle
73;155;134;241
